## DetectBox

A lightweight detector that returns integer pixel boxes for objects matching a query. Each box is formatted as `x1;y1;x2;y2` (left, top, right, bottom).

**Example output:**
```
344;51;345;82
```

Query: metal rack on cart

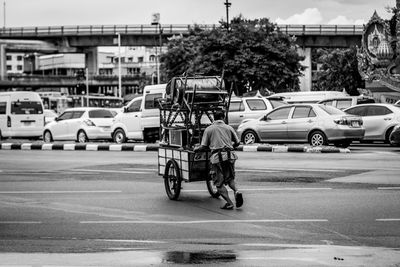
157;75;231;200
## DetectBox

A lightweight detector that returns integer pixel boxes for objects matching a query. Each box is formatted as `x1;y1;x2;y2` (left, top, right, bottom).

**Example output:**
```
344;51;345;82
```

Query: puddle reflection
163;250;237;264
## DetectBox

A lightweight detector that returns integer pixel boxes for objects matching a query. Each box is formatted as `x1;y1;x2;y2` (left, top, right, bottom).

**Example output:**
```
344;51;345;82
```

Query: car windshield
89;109;114;118
318;104;345;115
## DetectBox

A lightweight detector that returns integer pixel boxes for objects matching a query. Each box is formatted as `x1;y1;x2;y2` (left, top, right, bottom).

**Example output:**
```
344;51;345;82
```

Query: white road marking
81;219;328;224
376;218;400;222
0;221;42;224
238;168;345;172
378;187;400;190
71;169;152;174
183;188;332;192
95;239;166;244
0;190;122;194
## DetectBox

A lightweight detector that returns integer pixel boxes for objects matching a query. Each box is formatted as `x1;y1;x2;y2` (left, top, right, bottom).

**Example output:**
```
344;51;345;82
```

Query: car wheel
242;130;258;144
43;130;53;143
113;129;126;144
77;130;88;143
309;131;327;146
385;127;394;144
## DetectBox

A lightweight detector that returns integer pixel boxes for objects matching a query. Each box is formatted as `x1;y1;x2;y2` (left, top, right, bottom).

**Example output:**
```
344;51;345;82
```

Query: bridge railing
0;24;363;37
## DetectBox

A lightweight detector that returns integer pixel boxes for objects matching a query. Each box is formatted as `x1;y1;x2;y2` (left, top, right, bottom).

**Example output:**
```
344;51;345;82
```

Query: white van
111;84;166;143
0;91;45;140
271;91;348;104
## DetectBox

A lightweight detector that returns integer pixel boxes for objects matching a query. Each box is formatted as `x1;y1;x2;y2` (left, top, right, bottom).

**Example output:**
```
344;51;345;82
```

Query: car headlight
394;124;400;131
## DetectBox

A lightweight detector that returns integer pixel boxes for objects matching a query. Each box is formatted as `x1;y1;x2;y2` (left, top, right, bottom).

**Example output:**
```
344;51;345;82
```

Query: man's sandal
235;192;243;208
220;203;234;210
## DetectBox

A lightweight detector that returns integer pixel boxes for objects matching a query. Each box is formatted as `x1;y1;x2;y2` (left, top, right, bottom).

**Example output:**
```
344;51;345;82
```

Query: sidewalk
0;142;351;153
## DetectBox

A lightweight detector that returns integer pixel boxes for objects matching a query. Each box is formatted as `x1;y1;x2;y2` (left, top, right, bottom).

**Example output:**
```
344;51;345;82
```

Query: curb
0;143;351;153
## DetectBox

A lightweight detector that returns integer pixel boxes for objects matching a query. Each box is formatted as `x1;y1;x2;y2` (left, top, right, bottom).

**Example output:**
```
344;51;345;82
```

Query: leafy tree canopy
312;47;364;96
161;16;305;95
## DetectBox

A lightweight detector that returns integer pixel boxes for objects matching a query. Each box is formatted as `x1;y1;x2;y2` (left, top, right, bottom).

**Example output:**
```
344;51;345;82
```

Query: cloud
275;8;323;24
328;15;365;25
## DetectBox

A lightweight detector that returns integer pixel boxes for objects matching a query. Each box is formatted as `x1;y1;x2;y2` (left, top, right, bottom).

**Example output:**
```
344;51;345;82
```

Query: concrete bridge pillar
0;44;7;80
83;47;99;76
297;47;312;91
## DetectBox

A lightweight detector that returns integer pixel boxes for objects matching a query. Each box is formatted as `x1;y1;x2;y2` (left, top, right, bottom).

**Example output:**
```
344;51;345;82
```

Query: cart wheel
164;159;182;200
206;179;220;198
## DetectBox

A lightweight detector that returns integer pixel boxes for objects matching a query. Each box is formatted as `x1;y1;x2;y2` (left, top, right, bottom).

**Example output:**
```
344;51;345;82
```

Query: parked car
43;109;58;125
389;124;400;146
43;107;115;143
228;96;287;129
344;104;400;143
0;91;44;140
318;95;375;110
237;104;364;147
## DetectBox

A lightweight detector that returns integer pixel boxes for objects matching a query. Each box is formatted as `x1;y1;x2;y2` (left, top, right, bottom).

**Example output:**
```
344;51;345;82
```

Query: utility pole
224;0;231;32
3;1;6;30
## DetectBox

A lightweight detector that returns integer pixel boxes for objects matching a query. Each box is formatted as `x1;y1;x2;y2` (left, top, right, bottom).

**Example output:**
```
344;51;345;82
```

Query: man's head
214;109;225;121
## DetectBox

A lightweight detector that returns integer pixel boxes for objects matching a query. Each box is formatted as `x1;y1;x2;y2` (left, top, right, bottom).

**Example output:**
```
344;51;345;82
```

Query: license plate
351;121;360;127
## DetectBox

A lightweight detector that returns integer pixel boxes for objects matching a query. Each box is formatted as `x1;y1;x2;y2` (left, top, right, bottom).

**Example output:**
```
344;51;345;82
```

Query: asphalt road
0;148;399;266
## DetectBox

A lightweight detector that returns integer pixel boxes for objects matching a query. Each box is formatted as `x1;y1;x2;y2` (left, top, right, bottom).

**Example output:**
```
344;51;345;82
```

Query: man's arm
194;127;210;152
230;127;240;148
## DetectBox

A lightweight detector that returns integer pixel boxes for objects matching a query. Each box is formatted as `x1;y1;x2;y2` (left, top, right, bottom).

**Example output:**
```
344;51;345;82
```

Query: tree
160;16;305;95
312;47;364;96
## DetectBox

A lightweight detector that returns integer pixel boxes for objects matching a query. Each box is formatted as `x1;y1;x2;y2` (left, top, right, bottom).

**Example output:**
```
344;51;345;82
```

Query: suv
228;96;286;129
318;96;375;110
111;84;166;143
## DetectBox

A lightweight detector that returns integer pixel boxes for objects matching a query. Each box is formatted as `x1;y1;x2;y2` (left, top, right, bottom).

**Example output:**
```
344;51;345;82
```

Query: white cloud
328;15;365;25
275;8;323;24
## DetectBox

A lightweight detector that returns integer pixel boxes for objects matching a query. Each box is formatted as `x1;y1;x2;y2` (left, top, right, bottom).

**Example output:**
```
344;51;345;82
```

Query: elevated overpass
0;24;364;91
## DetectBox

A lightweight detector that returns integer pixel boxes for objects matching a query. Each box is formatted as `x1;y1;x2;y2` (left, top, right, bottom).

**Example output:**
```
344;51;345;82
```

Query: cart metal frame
157;75;231;200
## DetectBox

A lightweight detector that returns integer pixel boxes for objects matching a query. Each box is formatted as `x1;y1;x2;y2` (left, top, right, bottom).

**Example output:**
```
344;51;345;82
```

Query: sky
3;0;395;28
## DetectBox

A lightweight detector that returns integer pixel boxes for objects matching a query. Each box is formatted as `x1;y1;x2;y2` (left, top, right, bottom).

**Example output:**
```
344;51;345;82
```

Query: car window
0;102;6;114
366;106;392;116
58;111;73;120
292;106;316;119
246;99;267;111
229;101;244;112
267;107;291;120
319;104;345;115
145;93;162;109
336;99;352;110
89;109;114;118
72;111;84;119
127;98;142;112
269;99;286;109
11;101;43;115
345;106;367;116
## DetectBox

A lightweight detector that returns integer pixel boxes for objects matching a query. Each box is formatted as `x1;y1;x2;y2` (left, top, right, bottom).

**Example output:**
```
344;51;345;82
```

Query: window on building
6;65;11;71
6;55;11;61
149;55;156;62
17;56;23;61
17;65;23;71
128;57;133;62
138;57;144;63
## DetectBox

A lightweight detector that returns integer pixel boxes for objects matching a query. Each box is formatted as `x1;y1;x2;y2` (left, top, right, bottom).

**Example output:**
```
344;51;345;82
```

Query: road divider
0;142;351;153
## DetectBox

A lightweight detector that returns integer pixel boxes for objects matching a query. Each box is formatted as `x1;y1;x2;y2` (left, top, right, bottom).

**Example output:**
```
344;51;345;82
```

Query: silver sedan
237;104;365;147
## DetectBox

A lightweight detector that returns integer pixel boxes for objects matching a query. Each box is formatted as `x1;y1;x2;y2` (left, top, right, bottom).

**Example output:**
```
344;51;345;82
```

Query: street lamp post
151;13;162;84
116;33;122;99
85;67;89;107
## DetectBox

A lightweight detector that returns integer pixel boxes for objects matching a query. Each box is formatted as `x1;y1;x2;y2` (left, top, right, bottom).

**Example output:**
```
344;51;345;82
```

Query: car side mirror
123;106;128;113
263;115;269;121
55;117;60;122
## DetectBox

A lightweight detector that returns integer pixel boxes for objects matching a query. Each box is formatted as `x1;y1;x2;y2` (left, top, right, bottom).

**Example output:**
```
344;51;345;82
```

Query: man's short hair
214;109;225;121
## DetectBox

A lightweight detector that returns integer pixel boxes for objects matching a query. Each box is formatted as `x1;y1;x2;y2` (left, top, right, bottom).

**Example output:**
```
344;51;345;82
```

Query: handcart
157;75;232;200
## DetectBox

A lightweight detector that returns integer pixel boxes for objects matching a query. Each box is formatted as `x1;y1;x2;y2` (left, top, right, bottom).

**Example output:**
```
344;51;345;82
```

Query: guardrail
0;24;363;37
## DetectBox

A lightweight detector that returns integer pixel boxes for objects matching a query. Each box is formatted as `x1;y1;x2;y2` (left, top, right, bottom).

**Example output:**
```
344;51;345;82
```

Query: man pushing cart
157;74;243;209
